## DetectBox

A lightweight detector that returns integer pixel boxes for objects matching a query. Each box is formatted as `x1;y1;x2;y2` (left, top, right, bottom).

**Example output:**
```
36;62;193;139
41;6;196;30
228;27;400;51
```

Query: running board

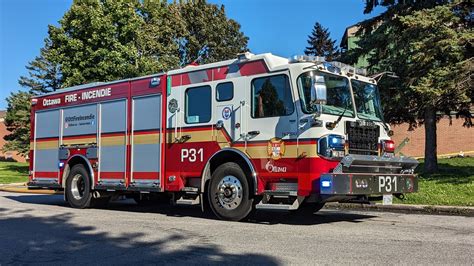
256;196;304;211
175;195;200;205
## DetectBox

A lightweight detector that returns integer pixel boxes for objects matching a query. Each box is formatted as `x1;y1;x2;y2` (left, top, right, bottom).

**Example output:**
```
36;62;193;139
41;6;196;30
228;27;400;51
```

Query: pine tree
304;22;338;61
349;1;473;173
2;91;32;157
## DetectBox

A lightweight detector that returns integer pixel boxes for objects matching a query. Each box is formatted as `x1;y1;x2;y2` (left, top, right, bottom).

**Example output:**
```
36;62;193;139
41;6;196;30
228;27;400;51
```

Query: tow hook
394;193;405;200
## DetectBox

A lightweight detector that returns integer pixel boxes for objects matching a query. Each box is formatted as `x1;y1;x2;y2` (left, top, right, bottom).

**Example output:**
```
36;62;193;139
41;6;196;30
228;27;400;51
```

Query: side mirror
312;75;327;104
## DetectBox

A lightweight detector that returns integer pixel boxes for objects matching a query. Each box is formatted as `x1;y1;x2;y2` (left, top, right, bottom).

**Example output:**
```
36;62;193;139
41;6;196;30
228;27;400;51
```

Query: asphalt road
0;191;473;265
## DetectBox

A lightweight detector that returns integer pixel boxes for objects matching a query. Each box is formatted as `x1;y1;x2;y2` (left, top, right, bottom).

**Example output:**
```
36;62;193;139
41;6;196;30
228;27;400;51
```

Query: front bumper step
321;154;419;195
320;173;417;195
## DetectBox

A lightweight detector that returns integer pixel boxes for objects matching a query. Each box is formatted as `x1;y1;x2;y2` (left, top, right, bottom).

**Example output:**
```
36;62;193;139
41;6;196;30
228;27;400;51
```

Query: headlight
318;134;345;158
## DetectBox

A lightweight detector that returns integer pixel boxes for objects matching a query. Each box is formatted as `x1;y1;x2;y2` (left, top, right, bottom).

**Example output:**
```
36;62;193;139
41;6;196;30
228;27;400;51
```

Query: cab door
243;73;298;181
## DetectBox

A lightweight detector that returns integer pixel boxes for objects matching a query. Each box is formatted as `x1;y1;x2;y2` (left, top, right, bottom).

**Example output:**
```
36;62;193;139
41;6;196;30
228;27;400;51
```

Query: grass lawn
394;157;474;206
0;161;29;184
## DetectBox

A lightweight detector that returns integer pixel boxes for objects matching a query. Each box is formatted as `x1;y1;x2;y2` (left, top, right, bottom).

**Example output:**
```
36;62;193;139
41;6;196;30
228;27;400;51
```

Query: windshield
351;79;384;121
297;71;354;117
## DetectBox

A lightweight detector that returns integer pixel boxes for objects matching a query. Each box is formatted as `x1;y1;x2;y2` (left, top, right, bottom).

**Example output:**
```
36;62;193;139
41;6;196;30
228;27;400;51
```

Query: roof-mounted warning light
237;52;254;62
289;55;368;77
289;55;326;64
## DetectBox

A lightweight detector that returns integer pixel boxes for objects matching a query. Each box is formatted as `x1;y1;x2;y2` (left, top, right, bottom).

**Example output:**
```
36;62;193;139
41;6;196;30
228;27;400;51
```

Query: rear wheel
66;164;93;208
208;162;253;221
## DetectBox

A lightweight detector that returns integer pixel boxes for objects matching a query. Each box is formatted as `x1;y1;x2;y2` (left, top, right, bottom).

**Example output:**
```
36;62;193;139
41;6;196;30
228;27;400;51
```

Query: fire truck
28;53;418;221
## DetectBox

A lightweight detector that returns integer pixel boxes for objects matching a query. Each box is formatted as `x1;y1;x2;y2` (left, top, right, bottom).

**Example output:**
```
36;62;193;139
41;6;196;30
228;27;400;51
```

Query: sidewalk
0;183;60;195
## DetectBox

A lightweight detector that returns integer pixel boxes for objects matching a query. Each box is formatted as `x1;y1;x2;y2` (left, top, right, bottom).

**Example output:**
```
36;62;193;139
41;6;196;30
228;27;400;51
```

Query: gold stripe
62;137;97;145
34;140;59;150
101;135;126;146
298;143;318;158
234;143;318;159
133;133;160;145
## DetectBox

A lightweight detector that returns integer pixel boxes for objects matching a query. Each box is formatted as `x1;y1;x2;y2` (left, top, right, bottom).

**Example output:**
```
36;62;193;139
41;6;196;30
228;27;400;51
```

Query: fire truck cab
29;53;418;221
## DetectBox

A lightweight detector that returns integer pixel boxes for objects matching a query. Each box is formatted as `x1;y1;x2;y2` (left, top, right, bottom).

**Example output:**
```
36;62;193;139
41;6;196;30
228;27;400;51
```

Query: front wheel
66;164;93;208
208;162;253;221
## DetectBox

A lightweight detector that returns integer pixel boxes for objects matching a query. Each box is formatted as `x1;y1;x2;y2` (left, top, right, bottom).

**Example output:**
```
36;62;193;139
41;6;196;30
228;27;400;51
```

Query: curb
325;202;474;217
1;185;472;217
0;184;60;195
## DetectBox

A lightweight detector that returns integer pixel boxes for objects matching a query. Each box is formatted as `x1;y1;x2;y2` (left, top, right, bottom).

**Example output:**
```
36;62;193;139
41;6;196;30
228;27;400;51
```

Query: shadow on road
0;206;280;265
5;194;376;226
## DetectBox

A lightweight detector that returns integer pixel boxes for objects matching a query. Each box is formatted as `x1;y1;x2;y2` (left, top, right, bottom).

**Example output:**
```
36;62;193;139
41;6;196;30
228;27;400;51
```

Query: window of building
216;82;234;102
185;85;211;124
251;75;294;118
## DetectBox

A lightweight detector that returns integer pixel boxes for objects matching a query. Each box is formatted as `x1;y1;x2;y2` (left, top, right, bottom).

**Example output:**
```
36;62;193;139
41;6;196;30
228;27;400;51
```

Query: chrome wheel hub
216;175;243;210
71;174;86;200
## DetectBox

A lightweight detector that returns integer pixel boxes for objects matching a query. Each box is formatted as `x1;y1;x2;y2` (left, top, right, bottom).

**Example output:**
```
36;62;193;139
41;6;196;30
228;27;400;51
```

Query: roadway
0;191;472;265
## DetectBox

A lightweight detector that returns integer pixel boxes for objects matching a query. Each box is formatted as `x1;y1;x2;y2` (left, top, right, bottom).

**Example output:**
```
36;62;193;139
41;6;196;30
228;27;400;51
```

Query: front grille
346;121;379;155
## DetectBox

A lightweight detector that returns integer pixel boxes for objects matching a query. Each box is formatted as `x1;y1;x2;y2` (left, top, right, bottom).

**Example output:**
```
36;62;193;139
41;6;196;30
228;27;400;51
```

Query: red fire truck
29;53;418;221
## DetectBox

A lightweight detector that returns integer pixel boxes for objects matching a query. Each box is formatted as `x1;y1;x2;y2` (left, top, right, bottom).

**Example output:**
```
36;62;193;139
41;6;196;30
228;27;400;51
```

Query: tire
208;162;253;221
66;164;93;209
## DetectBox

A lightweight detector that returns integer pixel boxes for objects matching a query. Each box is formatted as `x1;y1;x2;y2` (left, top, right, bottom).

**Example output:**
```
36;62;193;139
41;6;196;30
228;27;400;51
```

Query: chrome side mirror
216;120;224;129
313;75;327;105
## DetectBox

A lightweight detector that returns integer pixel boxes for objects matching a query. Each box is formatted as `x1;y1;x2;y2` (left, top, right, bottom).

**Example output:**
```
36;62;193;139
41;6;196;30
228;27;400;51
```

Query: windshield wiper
327;103;349;129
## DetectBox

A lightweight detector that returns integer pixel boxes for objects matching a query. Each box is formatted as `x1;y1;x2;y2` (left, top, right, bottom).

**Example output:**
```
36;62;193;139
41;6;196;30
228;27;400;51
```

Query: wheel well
62;156;94;188
206;150;256;194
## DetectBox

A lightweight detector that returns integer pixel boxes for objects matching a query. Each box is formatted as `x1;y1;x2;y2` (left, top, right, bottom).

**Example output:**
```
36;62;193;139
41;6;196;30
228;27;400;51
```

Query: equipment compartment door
98;99;127;186
33;109;60;184
130;94;163;190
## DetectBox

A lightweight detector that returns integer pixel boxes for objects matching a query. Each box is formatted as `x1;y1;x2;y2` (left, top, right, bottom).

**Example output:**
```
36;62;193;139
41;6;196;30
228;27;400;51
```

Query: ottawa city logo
267;137;285;160
265;161;287;173
222;106;232;120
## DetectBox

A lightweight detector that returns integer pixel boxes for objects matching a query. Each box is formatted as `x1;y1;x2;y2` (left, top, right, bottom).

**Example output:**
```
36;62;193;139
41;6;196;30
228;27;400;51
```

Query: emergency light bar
289;55;368;76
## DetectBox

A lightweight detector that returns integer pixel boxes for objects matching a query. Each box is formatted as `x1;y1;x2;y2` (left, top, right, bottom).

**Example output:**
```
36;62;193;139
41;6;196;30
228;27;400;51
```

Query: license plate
378;175;399;193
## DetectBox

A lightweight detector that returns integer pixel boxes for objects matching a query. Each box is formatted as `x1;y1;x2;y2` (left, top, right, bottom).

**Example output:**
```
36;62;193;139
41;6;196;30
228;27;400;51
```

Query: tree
304;22;338;61
47;0;146;87
18;41;62;95
349;1;473;173
3;0;249;156
177;0;248;65
2;91;32;157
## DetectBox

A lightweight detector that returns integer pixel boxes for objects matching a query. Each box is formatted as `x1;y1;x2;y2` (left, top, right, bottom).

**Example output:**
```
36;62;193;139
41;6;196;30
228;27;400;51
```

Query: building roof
340;24;361;49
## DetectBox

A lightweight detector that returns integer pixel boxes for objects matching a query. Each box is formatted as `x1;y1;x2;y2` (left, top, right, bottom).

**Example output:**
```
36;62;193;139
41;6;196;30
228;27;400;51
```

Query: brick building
0;110;27;162
391;117;474;158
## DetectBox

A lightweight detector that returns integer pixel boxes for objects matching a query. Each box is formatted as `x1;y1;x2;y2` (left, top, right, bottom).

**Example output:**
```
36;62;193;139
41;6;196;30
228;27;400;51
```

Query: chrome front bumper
320;154;419;195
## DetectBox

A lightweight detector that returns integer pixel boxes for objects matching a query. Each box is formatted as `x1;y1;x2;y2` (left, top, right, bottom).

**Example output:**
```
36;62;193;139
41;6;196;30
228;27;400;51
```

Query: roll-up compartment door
98;100;127;186
131;94;162;190
34;109;60;183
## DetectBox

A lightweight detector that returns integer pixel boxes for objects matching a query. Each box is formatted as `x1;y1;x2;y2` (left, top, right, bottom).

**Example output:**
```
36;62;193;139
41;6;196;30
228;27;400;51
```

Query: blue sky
0;0;384;109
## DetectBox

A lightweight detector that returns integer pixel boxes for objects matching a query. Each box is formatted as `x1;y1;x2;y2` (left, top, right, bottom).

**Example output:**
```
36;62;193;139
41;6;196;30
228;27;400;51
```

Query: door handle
247;130;260;136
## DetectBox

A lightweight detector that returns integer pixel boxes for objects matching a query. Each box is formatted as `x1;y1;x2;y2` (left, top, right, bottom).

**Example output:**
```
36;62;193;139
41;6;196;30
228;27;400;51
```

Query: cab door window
185;85;211;124
251;75;294;118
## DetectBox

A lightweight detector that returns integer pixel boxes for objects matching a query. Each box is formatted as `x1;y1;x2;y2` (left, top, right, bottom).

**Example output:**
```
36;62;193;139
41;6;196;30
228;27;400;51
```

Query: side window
251;75;294;118
216;82;233;102
185;85;211;124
